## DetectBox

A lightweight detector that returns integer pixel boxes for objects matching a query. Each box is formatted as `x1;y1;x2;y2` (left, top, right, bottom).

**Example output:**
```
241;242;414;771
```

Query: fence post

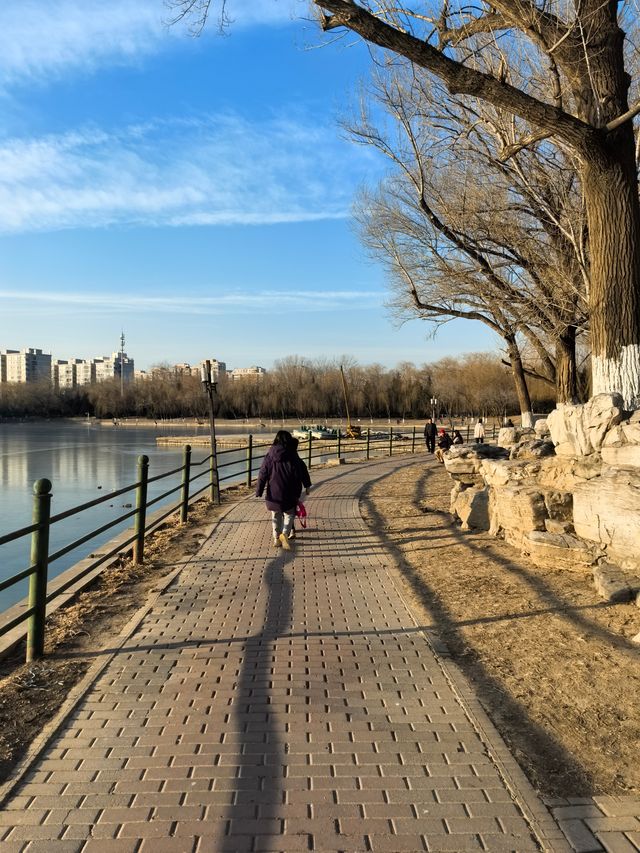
411;426;416;454
366;428;371;460
26;478;52;662
209;446;220;504
337;429;342;461
389;427;393;456
246;434;253;487
180;445;191;524
133;455;149;565
307;433;313;470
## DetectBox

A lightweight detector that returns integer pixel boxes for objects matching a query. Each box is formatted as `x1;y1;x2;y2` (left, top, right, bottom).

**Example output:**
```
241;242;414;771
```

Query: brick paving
0;455;629;852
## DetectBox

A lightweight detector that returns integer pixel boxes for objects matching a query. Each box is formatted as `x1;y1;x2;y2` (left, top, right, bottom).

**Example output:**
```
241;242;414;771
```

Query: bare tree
315;1;640;407
350;67;587;417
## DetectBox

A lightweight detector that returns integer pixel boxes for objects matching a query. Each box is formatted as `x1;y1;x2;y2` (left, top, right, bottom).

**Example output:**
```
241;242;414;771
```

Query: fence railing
0;424;495;662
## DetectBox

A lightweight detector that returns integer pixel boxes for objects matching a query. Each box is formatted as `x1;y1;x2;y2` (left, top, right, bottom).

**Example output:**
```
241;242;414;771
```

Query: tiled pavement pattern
546;797;640;853
0;455;631;852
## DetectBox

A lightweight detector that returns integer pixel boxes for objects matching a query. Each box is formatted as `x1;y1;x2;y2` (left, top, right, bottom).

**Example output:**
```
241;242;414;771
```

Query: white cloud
0;0;301;88
0;112;370;232
0;287;380;315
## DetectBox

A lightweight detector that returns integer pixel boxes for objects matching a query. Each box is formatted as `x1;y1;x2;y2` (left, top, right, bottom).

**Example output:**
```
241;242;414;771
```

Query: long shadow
360;464;606;797
218;550;293;851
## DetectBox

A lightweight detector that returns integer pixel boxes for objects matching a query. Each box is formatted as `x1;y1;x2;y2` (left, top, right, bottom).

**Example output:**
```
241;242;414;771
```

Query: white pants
271;509;295;539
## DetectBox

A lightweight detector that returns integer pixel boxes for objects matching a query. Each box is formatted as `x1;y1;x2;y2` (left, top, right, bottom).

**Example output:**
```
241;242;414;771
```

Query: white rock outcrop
573;470;640;560
441;399;640;582
547;393;625;457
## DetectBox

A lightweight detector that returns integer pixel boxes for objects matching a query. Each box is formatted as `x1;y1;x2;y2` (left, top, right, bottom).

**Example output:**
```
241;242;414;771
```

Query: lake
0;420;270;611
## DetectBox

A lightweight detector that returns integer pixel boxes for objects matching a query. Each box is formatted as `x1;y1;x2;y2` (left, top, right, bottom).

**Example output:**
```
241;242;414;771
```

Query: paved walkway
0;456;579;851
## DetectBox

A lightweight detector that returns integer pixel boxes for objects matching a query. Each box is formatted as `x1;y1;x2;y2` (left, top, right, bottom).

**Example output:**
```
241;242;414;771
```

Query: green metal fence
0;423;489;662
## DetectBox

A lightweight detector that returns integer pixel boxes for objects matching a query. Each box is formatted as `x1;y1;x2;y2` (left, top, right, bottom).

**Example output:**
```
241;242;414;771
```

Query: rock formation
442;395;640;605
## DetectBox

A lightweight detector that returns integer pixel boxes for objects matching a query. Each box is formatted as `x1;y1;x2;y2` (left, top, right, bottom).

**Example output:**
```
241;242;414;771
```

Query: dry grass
360;460;640;797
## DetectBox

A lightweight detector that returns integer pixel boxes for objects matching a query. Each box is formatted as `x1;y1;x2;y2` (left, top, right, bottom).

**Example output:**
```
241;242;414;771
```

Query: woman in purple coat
256;430;311;549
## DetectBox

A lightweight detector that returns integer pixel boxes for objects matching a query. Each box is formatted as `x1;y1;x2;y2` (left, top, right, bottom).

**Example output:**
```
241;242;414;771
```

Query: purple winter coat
256;443;311;512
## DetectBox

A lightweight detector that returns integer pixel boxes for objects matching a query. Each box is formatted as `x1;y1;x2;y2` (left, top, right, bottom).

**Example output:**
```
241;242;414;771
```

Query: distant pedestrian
474;418;485;444
435;428;453;463
424;418;437;453
504;417;514;428
256;430;311;550
452;429;464;445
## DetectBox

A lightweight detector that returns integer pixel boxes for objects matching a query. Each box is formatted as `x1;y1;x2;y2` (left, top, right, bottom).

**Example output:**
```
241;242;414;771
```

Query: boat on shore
292;425;339;441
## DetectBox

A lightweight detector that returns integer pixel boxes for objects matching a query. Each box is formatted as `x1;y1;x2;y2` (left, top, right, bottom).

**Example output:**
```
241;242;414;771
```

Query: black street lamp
430;397;438;421
201;360;220;504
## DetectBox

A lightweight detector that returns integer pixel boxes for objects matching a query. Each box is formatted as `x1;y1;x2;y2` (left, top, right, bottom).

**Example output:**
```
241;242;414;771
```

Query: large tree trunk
584;144;640;408
555;325;578;404
569;11;640;408
505;335;533;428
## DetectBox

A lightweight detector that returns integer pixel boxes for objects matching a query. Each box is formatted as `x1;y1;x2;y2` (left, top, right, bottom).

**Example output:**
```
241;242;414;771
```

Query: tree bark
584;145;640;407
555;325;578;404
505;335;533;428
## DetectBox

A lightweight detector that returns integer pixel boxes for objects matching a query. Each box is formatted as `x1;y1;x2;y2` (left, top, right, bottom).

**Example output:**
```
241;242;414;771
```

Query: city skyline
0;2;498;371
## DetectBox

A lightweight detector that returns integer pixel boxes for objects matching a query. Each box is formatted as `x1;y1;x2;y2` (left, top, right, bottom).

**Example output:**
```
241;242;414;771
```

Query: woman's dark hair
273;429;293;447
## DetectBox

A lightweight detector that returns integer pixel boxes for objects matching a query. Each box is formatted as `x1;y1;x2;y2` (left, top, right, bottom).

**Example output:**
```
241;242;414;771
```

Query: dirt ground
360;458;640;799
0;485;252;785
1;457;639;801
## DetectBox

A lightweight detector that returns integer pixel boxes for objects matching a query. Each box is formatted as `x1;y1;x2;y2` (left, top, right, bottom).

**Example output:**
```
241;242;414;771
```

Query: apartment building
93;352;134;384
229;366;267;381
1;348;52;383
52;358;96;389
199;359;227;381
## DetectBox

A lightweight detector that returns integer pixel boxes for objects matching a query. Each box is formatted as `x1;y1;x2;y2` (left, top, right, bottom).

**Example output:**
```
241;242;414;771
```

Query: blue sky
0;0;496;371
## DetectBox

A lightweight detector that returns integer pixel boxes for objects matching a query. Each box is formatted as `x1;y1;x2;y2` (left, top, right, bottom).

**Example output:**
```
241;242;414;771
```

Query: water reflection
0;421;267;610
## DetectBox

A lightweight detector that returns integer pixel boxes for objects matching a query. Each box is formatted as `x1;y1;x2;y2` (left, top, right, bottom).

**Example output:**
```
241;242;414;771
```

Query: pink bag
296;501;307;528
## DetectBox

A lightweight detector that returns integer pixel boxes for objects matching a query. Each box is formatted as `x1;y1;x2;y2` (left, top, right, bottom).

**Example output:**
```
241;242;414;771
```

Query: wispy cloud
0;287;380;315
0;0;300;88
0;112;374;233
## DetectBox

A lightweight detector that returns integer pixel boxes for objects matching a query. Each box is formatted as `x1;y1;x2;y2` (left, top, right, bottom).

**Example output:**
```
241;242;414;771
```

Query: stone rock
490;485;547;543
534;418;550;438
449;481;465;513
632;632;640;644
592;564;634;603
522;531;598;571
601;445;640;468
443;445;509;485
544;490;573;523
573;470;640;560
497;427;518;447
547;394;625;456
510;439;555;460
544;519;574;534
600;417;640;468
498;426;535;448
452;486;490;530
481;458;540;488
536;455;602;491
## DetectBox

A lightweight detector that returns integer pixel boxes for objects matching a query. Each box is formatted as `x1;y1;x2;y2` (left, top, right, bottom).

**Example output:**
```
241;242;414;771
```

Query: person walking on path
424;417;437;453
474;417;485;444
256;430;311;549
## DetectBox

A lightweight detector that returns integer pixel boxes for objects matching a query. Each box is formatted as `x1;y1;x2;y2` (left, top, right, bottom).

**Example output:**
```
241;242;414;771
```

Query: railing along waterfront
0;423;496;663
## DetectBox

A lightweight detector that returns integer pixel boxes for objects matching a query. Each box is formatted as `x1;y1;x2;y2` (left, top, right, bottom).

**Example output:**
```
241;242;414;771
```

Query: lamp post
201;360;220;504
430;397;438;421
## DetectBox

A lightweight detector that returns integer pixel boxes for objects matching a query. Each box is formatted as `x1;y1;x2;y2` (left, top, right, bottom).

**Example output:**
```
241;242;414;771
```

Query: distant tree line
0;353;559;421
